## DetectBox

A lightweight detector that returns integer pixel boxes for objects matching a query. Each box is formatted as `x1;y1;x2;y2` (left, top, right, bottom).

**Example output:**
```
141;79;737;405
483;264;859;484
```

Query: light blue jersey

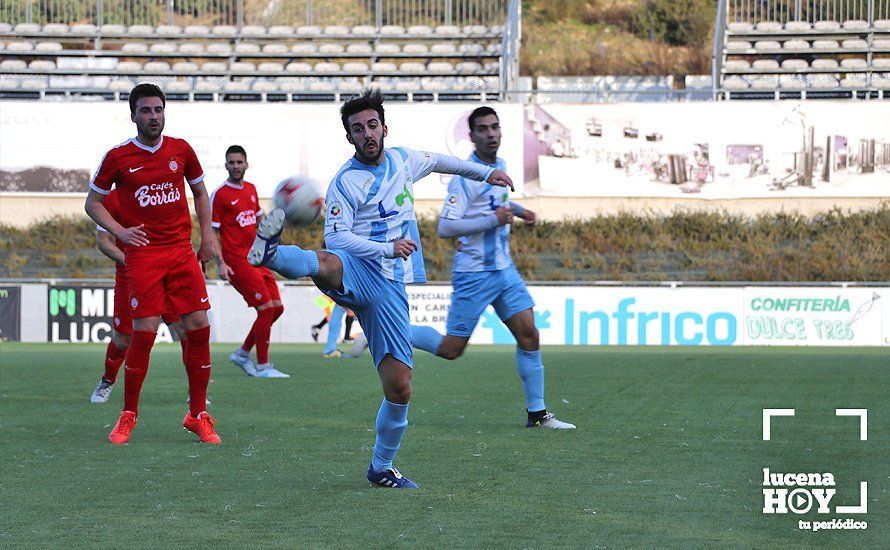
324;147;439;284
441;153;513;272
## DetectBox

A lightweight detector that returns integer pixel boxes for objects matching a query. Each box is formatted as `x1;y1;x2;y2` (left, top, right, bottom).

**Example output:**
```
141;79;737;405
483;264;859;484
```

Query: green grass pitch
1;343;887;547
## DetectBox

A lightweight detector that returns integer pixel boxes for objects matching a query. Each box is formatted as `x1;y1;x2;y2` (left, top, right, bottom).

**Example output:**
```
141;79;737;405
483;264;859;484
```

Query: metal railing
0;0;507;28
724;0;888;23
499;0;519;95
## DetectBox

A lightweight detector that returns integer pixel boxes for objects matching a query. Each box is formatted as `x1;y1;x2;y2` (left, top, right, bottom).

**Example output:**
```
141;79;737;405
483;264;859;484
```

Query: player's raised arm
399;148;513;191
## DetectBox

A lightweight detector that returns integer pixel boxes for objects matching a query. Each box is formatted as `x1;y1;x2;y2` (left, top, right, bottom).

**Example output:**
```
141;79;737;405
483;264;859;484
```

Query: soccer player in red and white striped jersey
84;83;220;445
210;145;288;378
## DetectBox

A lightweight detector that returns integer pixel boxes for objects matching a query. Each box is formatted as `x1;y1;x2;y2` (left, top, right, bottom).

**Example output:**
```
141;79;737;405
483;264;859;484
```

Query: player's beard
357;136;384;164
139;119;164;142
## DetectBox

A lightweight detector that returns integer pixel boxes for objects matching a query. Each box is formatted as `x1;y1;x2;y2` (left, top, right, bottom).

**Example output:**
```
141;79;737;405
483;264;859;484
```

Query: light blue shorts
322;250;413;369
446;267;535;338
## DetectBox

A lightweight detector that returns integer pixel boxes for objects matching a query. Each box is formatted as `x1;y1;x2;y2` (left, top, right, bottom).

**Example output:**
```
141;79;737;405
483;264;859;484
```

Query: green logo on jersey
395;184;414;207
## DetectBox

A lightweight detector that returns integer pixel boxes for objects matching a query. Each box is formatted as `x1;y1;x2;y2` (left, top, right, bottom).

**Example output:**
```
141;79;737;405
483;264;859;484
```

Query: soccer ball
273;175;325;226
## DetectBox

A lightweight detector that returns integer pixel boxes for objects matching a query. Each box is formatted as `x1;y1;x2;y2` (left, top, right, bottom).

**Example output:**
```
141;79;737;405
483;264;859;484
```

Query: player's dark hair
340;89;385;131
226;145;247;159
468;106;498;131
128;83;166;114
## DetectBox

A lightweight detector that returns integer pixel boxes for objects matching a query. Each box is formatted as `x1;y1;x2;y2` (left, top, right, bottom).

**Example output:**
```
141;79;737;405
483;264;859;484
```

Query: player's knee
517;327;539;350
387;382;412;404
439;346;463;361
114;332;131;350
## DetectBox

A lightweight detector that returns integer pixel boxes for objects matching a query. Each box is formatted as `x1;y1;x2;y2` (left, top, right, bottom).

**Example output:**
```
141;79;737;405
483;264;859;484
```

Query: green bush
635;0;715;46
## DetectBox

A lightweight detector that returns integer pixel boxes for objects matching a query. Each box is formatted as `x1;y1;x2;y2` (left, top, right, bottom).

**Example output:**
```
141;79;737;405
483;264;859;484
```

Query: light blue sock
410;325;444;356
324;306;345;354
371;398;409;472
516;348;546;412
267;245;319;280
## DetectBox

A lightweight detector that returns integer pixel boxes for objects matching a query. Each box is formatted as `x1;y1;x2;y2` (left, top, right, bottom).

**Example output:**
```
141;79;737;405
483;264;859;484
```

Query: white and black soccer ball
273;175;325;226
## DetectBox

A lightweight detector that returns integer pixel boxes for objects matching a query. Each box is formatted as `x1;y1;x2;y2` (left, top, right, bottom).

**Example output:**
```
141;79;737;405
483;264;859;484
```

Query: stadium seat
318;43;345;54
779;75;806;89
873;58;890;69
808;74;839;88
285;61;312;72
722;76;749;90
784;21;811;31
144;61;171;73
117;61;143;72
28;59;56;71
435;25;460;36
407;25;433;35
212;25;237;36
35;41;63;52
490;25;504;35
262;43;288;54
456;61;483;74
337;79;363;93
323;25;349;35
812;40;839;51
276;79;308;92
308;80;335;92
291;43;318;54
399;61;426;73
842;20;868;31
782;40;809;51
459;43;485;55
428;61;454;73
296;25;322;36
486;43;502;54
0;22;12;33
207;43;233;55
752;59;779;71
483;61;499;73
14;23;40;34
0;80;19;90
21;79;48;90
755;21;782;32
179;42;205;54
268;25;295;37
155;25;182;36
121;42;148;53
380;25;405;36
258;62;284;73
874;39;890;50
840;76;867;88
242;25;266;36
100;24;125;34
235;43;261;54
172;61;199;72
346;43;372;54
230;61;255;72
185;25;210;36
6;41;34;52
224;80;251;92
726;22;754;33
402;43;429;54
780;59;808;70
374;43;400;54
754;40;780;51
421;77;449;91
314;62;340;73
165;80;193;92
840;58;867;69
0;59;26;70
725;41;752;52
371;61;397;72
351;25;375;36
127;25;153;35
723;59;750;70
463;24;487;36
109;78;135;91
842;39;868;50
71;24;98;35
430;43;456;54
811;58;839;69
42;23;68;35
750;76;778;89
813;20;840;31
875;20;890;30
201;61;227;72
252;79;278;92
195;80;222;92
149;42;177;54
342;61;369;72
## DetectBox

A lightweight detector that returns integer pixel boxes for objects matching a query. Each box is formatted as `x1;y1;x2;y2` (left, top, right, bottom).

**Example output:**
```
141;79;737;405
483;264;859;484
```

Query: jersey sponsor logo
230;199;239;205
134;182;181;207
395;184;414;206
200;296;209;303
377;201;398;219
235;209;257;228
128;166;144;173
328;201;342;220
488;192;508;211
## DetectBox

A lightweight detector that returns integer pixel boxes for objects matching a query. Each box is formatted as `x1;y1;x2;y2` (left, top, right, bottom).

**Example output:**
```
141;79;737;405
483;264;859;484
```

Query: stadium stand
0;0;514;102
715;0;890;99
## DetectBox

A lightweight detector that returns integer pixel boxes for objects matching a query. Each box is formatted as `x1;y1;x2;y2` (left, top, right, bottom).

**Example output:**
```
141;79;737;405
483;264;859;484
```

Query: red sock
254;308;274;364
184;326;212;416
103;340;127;383
123;331;156;414
272;305;284;322
179;338;188;366
241;326;255;353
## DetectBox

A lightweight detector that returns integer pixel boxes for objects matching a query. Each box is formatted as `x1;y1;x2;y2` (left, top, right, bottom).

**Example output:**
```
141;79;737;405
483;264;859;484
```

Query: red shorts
124;244;210;319
113;270;179;334
228;260;280;307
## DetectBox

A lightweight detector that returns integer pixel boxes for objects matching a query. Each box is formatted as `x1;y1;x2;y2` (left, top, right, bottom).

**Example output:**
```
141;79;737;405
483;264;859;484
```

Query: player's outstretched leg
410;325;444;356
367;356;418;489
92;335;128;403
323;305;345;358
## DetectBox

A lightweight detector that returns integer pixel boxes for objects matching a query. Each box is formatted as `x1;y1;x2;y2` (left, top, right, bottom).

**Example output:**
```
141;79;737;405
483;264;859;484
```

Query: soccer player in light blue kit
247;91;514;488
410;106;575;429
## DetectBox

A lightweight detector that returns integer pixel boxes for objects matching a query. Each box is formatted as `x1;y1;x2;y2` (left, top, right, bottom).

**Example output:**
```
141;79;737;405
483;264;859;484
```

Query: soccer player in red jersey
84;83;220;445
210;145;288;378
89;187;188;404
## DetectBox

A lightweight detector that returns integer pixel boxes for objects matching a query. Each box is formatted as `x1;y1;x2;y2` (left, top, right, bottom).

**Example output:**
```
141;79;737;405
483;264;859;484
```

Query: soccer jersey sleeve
323;176;357;235
90;150;118;195
440;176;472;220
210;186;222;229
182;141;205;185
